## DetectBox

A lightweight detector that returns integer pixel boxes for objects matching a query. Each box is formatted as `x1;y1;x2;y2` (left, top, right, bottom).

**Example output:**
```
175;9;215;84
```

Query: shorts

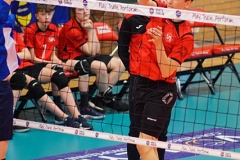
133;76;177;138
74;55;112;67
0;81;14;141
16;63;47;80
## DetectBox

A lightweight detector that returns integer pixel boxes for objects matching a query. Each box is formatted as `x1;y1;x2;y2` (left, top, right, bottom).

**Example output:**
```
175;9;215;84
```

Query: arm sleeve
24;27;35;48
0;0;11;23
118;17;132;72
67;28;87;49
168;34;194;64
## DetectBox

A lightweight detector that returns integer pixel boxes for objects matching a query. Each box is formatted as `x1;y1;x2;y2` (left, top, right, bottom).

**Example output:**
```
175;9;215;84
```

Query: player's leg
37;67;80;118
127;75;141;160
107;56;125;87
64;59;104;119
136;79;177;160
92;55;128;112
0;81;14;160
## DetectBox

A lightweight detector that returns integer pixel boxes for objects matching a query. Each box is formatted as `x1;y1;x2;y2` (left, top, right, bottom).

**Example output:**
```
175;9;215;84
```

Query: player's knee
103;86;113;103
27;80;45;100
51;64;64;72
10;72;27;90
51;71;69;90
74;59;90;76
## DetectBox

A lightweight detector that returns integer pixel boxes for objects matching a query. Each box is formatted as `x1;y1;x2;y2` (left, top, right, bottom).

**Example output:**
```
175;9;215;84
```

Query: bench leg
30;99;47;123
201;72;215;94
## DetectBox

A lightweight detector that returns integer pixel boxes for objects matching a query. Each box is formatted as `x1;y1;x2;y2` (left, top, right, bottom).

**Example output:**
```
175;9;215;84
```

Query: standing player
0;0;19;159
24;4;104;119
134;0;194;159
118;13;170;160
57;8;128;113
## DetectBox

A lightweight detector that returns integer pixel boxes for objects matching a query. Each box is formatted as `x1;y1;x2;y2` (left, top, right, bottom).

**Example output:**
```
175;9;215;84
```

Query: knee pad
51;64;64;72
51;71;69;90
10;72;27;90
103;86;113;103
74;59;90;76
27;80;45;100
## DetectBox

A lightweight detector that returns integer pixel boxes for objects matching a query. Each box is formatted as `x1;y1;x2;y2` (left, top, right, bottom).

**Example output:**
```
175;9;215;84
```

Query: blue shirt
0;0;20;81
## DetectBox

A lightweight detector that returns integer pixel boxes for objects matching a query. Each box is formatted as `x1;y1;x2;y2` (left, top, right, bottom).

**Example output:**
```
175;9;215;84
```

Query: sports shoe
80;105;105;120
64;117;82;128
75;115;93;130
13;126;30;133
54;116;64;125
89;96;106;113
106;99;129;112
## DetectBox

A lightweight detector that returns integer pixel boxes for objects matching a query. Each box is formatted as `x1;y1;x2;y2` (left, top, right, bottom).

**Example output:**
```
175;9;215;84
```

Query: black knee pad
51;71;69;90
103;86;113;103
74;59;90;76
27;80;45;100
51;64;64;72
10;72;27;90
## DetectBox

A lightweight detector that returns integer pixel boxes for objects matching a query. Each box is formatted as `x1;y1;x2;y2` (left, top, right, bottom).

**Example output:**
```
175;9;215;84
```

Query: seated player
24;4;104;119
57;7;128;112
12;30;93;130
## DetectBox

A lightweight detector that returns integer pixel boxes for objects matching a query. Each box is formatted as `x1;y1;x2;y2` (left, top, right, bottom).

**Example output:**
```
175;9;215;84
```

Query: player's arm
28;47;52;64
17;48;32;61
80;19;100;56
148;26;182;78
138;0;157;6
157;34;193;77
50;47;64;65
118;17;132;72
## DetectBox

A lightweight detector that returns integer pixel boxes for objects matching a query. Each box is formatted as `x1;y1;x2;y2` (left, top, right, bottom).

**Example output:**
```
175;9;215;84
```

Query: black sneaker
13;126;30;133
75;115;93;130
106;99;129;112
80;105;105;120
64;117;82;128
54;116;64;125
89;96;106;113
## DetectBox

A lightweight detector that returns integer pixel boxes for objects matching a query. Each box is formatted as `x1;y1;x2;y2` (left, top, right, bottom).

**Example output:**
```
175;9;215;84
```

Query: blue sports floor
7;65;240;160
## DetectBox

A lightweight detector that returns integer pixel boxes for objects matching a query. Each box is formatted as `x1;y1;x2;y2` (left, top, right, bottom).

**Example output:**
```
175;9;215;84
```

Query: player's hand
147;26;163;45
81;19;93;30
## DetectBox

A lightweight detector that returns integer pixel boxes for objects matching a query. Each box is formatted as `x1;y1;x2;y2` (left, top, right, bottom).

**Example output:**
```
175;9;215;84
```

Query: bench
176;9;240;99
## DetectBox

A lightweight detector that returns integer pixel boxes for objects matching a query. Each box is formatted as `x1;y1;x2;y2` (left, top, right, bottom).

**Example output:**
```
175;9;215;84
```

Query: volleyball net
13;0;240;159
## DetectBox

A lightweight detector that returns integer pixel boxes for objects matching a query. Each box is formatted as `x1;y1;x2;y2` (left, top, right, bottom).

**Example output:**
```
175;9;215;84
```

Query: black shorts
16;63;47;80
74;55;112;67
133;76;177;138
0;81;14;141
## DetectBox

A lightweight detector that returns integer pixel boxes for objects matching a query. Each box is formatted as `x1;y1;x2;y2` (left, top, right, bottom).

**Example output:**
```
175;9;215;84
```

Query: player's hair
36;4;55;13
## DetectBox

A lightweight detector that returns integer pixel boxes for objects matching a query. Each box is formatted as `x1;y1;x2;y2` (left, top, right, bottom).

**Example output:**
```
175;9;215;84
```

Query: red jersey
57;18;88;60
138;18;194;83
24;23;59;61
14;31;34;69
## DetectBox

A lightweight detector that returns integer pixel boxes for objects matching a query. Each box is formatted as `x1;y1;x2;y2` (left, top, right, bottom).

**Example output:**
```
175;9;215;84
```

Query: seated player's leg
64;59;105;120
107;56;125;87
38;67;81;118
9;72;30;132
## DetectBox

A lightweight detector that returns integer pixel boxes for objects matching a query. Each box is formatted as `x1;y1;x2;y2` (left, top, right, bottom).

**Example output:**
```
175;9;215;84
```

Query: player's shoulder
25;22;37;33
48;23;58;31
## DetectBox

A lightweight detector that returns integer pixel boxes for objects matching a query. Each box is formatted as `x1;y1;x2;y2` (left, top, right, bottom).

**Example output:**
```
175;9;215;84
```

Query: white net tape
14;118;240;159
17;0;240;27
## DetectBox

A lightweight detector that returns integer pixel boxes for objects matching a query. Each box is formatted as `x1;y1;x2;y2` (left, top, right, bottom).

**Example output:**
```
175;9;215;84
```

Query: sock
79;92;89;109
53;96;63;110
